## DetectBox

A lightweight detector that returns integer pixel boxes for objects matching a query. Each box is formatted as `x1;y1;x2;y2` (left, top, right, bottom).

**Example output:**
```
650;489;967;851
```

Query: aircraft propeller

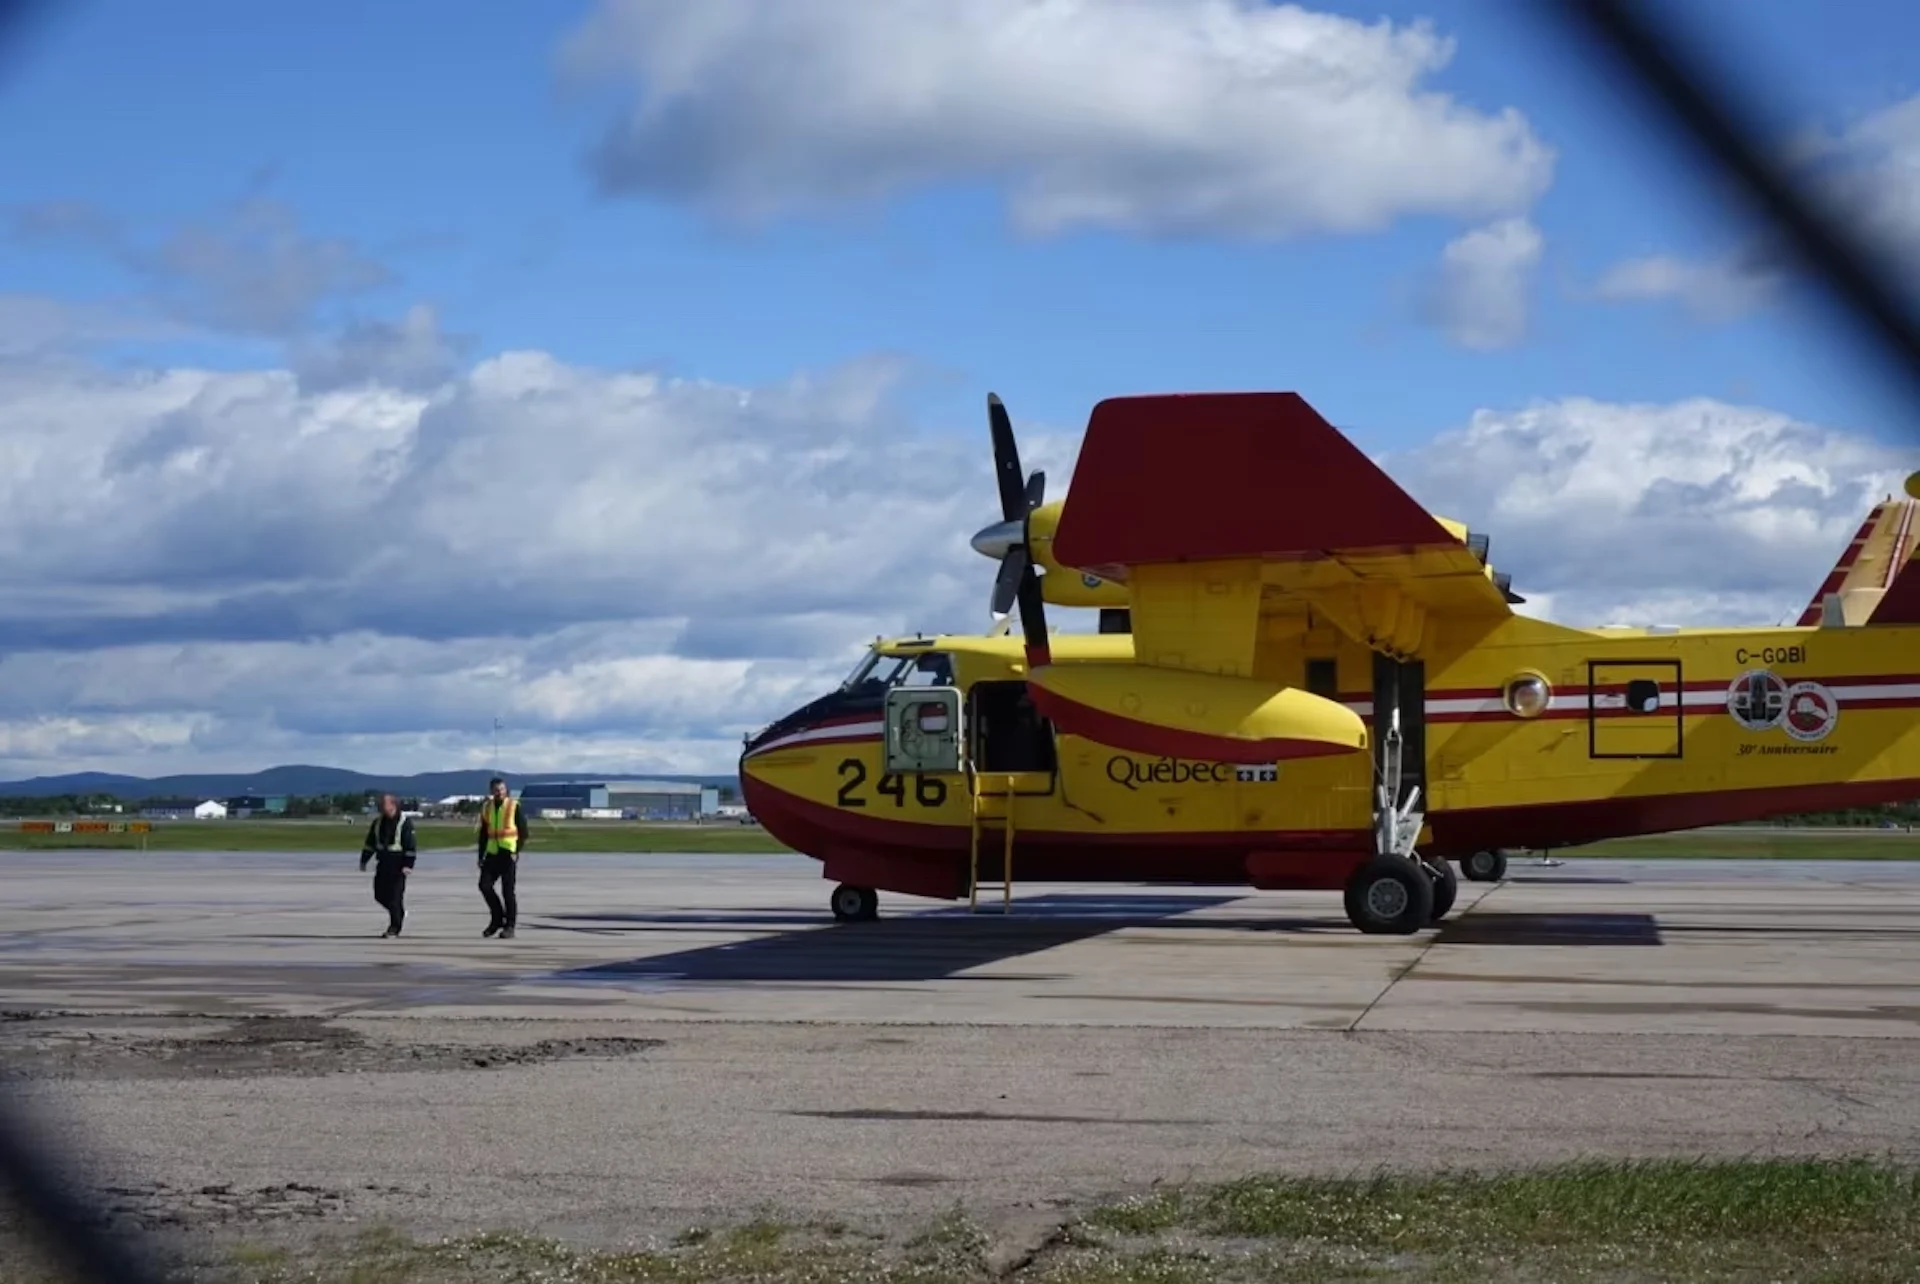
970;393;1051;660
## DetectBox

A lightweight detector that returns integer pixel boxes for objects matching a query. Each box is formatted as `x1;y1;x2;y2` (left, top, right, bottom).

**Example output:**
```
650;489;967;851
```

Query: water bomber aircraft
740;391;1920;934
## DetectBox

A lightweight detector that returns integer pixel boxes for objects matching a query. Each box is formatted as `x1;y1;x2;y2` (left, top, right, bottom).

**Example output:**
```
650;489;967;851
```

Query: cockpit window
840;649;952;691
840;651;913;690
900;652;954;687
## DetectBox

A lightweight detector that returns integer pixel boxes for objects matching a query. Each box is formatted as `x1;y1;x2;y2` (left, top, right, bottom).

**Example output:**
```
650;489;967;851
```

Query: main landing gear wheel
1343;855;1434;935
830;883;878;922
1461;850;1508;883
1425;857;1458;924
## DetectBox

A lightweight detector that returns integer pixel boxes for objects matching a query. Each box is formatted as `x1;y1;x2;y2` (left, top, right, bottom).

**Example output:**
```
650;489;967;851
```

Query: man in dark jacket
476;776;531;938
359;794;417;938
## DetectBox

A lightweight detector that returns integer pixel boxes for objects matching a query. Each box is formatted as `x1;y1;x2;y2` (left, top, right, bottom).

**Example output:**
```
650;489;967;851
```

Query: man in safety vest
476;776;530;938
358;794;417;937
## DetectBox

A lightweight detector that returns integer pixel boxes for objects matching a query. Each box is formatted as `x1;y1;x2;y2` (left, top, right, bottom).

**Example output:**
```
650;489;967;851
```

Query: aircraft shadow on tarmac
1435;912;1664;946
551;892;1270;984
1503;875;1633;886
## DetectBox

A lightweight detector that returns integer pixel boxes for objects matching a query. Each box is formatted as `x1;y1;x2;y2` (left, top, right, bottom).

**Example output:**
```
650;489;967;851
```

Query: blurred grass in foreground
87;1158;1920;1283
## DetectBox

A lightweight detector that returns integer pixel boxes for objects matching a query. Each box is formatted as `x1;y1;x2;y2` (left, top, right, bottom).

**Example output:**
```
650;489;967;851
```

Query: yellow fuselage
739;614;1920;897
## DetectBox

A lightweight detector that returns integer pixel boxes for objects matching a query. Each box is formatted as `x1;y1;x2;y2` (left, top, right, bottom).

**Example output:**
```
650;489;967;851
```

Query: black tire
1343;855;1435;935
1462;849;1508;882
1426;858;1458;923
830;883;878;922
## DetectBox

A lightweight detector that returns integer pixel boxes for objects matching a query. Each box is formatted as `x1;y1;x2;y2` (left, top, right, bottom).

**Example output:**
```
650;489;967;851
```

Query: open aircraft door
1588;660;1683;759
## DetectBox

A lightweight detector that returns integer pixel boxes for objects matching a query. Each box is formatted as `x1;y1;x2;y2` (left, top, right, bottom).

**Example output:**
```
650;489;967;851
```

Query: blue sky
0;0;1917;777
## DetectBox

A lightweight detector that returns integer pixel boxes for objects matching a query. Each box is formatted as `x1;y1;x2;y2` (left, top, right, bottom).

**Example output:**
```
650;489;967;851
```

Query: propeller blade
990;546;1028;620
988;392;1026;522
1024;469;1045;511
1014;559;1051;666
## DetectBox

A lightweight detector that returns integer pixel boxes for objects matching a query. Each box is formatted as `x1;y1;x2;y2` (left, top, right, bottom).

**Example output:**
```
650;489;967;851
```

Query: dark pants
479;852;517;928
372;860;407;933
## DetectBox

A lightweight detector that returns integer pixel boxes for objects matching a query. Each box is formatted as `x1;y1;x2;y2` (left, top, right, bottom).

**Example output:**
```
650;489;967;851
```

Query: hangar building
516;779;719;820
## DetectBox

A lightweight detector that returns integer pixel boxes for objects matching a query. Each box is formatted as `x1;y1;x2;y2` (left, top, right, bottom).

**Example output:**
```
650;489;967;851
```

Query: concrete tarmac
6;849;1920;1254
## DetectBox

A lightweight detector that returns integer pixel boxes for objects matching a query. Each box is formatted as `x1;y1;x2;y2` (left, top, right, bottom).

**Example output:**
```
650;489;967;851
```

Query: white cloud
0;339;1074;777
0;329;1908;777
0;294;191;355
290;303;471;393
1797;92;1920;253
9;197;389;339
1386;396;1914;628
1422;217;1542;349
559;0;1553;239
1591;92;1920;322
1591;250;1780;321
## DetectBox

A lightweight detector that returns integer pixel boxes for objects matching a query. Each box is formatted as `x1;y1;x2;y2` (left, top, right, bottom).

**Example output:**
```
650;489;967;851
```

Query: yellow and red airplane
739;391;1920;933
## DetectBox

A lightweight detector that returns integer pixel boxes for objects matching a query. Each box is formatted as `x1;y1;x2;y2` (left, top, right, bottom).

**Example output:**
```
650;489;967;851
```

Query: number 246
836;758;946;808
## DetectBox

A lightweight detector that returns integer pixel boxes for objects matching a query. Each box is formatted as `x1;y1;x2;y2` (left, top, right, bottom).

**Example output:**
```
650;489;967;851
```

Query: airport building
141;799;228;820
225;794;289;817
515;779;720;820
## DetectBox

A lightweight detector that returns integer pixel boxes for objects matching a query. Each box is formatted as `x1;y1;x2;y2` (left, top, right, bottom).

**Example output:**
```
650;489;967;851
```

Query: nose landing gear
830;883;878;922
1461;849;1509;882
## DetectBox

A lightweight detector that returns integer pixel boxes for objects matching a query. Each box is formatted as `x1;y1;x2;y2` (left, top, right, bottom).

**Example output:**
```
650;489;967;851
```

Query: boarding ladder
966;770;1049;912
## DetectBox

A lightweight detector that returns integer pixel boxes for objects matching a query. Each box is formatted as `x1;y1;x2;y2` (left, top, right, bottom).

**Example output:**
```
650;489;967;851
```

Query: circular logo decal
1082;573;1103;589
1726;669;1787;731
1782;681;1839;742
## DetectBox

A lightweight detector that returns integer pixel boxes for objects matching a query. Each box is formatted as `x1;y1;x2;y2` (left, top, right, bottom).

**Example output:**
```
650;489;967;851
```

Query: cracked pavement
5;850;1920;1263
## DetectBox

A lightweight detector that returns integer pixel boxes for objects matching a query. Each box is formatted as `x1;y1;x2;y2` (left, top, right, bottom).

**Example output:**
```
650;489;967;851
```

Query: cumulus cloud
1385;397;1913;627
8;196;389;338
1591;92;1920;321
1421;217;1542;349
1591;245;1783;321
0;343;1076;776
289;304;472;393
558;0;1553;239
1796;92;1920;254
0;294;190;356
0;350;1063;645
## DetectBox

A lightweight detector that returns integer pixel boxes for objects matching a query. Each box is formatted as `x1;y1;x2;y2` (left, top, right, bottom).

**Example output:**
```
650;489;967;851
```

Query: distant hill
0;765;739;802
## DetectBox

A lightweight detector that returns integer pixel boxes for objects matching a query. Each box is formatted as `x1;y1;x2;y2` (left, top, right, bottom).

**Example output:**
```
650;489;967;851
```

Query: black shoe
499;926;515;939
483;923;500;938
381;927;397;938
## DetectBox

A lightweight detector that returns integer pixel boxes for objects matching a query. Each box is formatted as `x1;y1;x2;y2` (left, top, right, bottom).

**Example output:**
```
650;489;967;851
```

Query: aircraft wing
1048;392;1512;673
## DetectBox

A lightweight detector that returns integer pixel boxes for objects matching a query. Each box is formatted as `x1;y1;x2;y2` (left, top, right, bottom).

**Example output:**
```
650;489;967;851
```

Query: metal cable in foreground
1545;0;1920;409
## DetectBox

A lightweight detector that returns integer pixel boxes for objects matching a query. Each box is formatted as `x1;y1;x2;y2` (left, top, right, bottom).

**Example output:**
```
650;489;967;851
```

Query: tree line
0;793;450;818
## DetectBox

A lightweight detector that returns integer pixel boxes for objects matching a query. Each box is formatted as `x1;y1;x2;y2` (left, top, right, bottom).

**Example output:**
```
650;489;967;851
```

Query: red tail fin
1863;499;1920;624
1797;503;1887;625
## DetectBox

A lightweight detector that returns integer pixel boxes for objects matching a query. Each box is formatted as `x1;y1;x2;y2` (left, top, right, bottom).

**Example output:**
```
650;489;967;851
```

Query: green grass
0;819;793;854
1078;1158;1920;1281
41;1159;1918;1284
1566;827;1920;860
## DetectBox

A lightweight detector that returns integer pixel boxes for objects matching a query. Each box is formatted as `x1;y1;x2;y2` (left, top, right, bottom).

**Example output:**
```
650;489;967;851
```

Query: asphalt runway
7;849;1920;1256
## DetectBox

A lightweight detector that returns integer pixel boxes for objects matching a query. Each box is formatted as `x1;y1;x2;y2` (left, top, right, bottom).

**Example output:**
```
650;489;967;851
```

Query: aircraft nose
970;518;1023;559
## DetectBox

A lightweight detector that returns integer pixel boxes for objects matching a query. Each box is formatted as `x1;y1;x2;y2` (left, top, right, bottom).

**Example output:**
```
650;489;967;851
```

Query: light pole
492;718;502;774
